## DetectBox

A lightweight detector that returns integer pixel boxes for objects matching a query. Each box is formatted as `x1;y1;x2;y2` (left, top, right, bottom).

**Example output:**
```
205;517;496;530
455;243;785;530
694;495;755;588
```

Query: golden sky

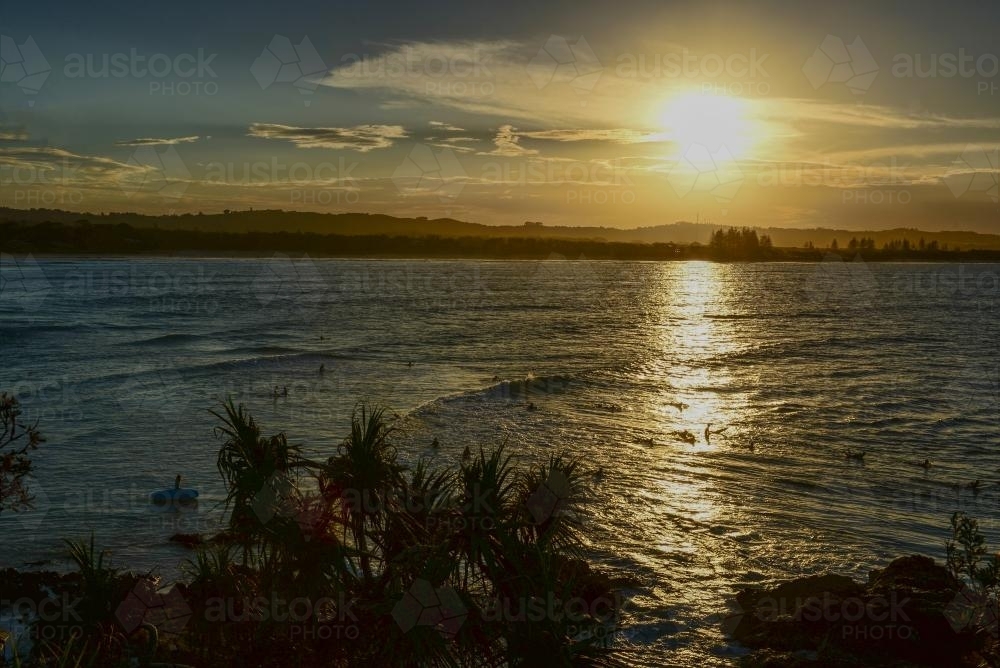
2;1;999;232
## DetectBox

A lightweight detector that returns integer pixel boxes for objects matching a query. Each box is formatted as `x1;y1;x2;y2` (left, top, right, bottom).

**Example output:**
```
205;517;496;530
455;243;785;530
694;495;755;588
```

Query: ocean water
1;257;999;665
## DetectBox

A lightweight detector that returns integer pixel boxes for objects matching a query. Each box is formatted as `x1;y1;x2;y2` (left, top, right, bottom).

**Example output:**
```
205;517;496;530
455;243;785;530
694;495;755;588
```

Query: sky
2;0;1000;231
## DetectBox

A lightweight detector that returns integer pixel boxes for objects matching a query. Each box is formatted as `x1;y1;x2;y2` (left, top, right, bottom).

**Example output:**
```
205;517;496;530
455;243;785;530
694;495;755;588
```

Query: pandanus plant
212;398;303;561
452;444;520;593
198;398;621;666
321;404;406;586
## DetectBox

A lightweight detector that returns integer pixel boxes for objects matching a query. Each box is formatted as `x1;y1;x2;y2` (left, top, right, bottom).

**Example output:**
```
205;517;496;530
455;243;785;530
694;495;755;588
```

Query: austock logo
526;252;642;310
0;253;51;311
250;472;298;524
392;578;468;637
119;145;191;200
945;585;1000;638
526;469;574;524
8;480;50;532
527;253;603;302
115;579;192;638
803;35;878;94
803;252;878;308
527;35;602;93
0;35;51;104
392;144;467;200
667;143;744;203
937;361;1000;418
251;35;327;106
112;365;187;420
723;590;918;642
945;145;999;202
251;253;328;321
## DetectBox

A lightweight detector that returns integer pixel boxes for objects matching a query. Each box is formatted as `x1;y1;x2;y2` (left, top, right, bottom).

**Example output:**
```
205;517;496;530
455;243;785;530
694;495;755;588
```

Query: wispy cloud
317;40;631;126
248;123;407;151
0;146;136;189
429;121;465;132
427;136;480;153
519;128;664;144
114;136;201;147
773;100;1000;130
322;40;517;91
822;143;993;162
0;126;28;141
483;125;538;157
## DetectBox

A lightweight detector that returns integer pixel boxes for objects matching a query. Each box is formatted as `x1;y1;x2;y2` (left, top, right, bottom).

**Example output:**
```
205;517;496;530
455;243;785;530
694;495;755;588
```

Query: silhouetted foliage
22;401;622;667
3;219;1000;262
0;392;44;515
708;227;773;259
947;512;1000;597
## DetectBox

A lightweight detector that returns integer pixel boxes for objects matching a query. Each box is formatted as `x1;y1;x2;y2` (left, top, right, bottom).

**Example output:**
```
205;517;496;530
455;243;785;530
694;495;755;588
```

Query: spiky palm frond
212;398;303;553
321;403;406;584
517;454;588;553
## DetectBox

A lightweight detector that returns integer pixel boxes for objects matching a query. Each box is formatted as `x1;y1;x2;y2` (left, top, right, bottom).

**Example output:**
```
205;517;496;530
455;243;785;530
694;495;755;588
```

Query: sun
659;92;757;158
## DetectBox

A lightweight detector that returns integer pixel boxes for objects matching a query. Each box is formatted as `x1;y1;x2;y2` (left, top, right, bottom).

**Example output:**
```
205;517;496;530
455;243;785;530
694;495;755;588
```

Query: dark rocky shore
728;555;999;667
4;554;997;666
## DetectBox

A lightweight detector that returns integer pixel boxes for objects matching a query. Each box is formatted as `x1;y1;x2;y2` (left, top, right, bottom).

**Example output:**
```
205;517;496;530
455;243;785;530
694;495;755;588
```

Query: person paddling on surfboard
150;476;197;505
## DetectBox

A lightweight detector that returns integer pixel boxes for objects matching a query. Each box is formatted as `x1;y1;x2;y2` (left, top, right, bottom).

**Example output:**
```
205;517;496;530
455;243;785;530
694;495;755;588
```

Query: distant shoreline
16;252;1000;263
4;206;1000;251
5;220;1000;262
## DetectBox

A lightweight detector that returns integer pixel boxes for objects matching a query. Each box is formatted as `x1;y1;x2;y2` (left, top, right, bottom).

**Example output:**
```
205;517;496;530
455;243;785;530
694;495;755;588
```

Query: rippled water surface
2;258;999;665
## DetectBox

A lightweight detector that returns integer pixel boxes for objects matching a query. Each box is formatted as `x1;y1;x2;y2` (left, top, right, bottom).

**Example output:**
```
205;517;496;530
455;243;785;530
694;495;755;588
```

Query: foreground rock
728;555;999;667
0;568;78;601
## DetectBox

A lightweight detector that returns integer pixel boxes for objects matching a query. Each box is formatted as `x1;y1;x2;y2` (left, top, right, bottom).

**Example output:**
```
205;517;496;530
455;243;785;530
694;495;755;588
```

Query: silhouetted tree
0;392;44;514
709;227;770;259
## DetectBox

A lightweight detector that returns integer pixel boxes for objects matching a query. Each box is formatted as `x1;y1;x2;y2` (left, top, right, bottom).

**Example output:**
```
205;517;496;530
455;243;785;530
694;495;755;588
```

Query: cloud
317;40;627;126
518;128;664;144
426;136;480;153
0;146;137;190
483;125;538;157
322;40;516;90
114;136;201;147
428;143;477;154
477;125;663;158
0;126;28;141
248;123;407;151
429;121;465;132
822;143;991;162
775;100;1000;130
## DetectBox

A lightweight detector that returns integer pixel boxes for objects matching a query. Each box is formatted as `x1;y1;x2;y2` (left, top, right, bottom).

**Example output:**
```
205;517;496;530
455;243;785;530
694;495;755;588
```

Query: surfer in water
175;474;182;490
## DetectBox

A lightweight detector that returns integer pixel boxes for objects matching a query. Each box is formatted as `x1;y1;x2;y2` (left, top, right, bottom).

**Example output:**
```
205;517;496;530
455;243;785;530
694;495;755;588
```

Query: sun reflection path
642;262;755;530
654;262;748;446
625;262;764;654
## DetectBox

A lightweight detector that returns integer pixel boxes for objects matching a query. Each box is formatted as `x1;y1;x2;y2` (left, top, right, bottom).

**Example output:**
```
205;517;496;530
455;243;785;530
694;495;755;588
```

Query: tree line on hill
3;220;1000;262
4;207;1000;250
